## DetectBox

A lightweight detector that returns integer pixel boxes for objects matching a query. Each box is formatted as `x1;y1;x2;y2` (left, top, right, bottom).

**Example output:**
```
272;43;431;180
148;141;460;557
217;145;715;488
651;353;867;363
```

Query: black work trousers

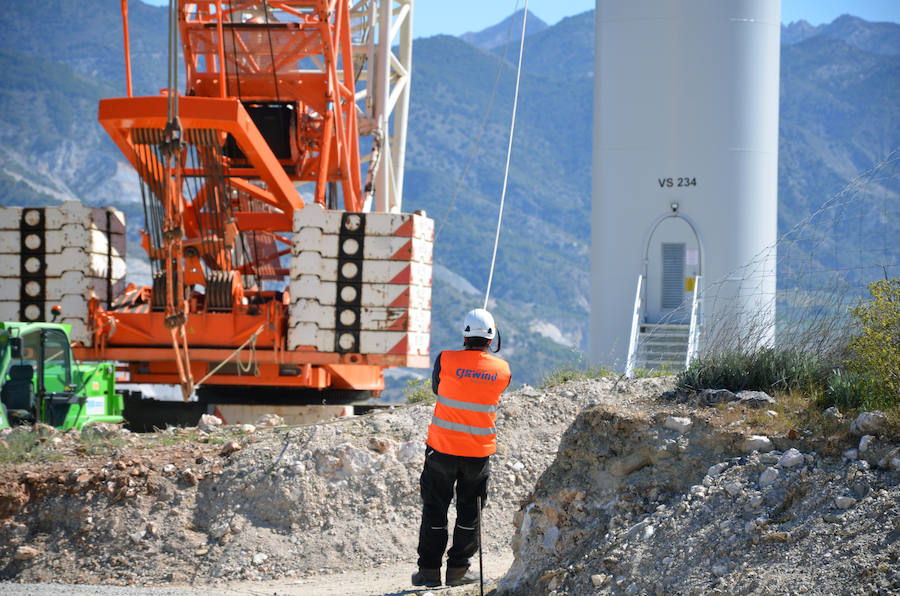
416;446;490;570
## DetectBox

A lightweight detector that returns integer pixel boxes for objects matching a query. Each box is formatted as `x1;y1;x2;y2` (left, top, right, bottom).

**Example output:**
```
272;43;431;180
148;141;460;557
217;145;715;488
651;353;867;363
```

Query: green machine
0;320;124;431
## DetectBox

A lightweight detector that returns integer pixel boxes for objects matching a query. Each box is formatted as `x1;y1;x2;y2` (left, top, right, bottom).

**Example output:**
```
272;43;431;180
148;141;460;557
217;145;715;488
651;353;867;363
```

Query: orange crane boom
73;1;430;410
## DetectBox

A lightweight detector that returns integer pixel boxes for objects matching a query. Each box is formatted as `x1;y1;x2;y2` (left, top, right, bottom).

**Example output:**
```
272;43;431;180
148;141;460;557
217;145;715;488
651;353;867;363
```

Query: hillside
0;378;897;594
0;7;898;385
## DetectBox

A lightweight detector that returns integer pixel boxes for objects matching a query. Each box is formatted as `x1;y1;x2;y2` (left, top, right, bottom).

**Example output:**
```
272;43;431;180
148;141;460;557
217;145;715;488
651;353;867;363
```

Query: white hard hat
462;308;495;340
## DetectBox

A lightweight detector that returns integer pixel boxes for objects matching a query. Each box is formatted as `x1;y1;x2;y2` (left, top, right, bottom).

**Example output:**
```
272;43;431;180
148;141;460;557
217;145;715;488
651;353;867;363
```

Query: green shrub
821;369;869;410
844;278;900;408
404;377;435;405
676;347;830;394
0;425;61;464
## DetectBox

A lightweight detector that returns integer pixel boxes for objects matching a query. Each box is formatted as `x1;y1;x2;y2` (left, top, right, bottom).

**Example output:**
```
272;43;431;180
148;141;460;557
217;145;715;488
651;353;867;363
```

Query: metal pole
477;495;484;596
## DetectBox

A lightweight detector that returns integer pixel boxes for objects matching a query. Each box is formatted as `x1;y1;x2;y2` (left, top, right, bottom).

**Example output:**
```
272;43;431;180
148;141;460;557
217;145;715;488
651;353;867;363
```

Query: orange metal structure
74;1;404;402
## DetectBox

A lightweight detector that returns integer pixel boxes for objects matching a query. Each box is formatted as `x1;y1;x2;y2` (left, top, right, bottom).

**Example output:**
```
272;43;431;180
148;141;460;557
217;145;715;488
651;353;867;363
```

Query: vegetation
0;424;62;464
844;278;900;408
676;348;832;395
538;353;614;389
404;377;435;405
676;278;900;418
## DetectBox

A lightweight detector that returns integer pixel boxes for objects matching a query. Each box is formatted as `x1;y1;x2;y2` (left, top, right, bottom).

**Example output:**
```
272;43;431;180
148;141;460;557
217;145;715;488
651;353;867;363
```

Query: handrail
685;275;702;369
625;275;643;378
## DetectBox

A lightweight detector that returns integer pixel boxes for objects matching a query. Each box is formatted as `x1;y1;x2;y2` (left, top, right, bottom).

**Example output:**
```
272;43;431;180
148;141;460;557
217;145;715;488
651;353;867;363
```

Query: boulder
850;411;888;436
698;389;736;407
197;414;223;433
736;390;776;408
741;435;774;453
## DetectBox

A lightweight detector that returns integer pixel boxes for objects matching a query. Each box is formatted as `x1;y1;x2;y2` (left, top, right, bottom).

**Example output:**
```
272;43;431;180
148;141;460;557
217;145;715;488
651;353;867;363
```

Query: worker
412;308;511;588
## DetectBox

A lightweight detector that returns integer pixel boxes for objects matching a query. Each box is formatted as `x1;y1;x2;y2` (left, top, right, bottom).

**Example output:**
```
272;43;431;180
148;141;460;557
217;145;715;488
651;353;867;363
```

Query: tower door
661;243;685;311
643;214;701;325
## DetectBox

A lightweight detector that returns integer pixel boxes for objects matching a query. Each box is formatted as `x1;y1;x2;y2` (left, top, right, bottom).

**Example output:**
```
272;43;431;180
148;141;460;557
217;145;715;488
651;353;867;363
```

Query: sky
142;1;900;38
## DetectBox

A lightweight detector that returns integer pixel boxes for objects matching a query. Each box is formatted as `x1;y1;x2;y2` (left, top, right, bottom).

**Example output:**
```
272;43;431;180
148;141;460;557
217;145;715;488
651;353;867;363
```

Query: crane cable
484;0;529;310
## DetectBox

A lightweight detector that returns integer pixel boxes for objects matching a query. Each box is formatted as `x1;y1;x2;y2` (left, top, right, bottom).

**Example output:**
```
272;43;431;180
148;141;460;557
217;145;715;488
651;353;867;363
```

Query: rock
877;448;900;471
850;411;888;436
33;422;57;435
197;414;223;433
255;413;285;427
368;437;391;453
591;573;608;587
14;546;40;561
240;424;256;433
542;525;559;550
823;406;843;421
858;435;874;453
210;521;230;540
182;469;198;486
220;440;242;456
162;464;177;475
712;564;728;577
607;452;651;476
777;448;804;468
844;449;858;461
252;553;268;565
519;384;539;397
759;467;779;488
664;416;692;432
708;462;728;477
742;435;773;453
699;389;736;407
834;496;857;509
736;390;776;408
725;482;743;497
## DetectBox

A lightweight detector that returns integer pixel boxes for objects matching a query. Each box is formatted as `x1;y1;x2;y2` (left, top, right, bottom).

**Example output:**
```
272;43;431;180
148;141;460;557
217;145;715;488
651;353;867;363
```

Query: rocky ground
0;376;897;595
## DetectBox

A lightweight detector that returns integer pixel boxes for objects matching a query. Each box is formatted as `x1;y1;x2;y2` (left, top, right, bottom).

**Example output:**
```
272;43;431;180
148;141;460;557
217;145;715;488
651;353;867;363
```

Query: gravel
1;375;897;595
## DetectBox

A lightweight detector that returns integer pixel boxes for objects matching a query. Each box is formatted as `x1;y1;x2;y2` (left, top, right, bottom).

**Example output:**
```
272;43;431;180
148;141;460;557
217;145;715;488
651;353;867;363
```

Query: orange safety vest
426;349;511;458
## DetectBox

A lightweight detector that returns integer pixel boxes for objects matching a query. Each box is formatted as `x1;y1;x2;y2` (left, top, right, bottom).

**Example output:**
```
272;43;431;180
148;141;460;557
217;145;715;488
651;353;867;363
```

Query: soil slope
0;377;897;595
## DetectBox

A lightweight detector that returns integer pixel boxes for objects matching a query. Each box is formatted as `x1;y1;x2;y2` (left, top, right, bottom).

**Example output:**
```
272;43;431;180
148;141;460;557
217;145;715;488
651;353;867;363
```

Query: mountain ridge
0;9;897;384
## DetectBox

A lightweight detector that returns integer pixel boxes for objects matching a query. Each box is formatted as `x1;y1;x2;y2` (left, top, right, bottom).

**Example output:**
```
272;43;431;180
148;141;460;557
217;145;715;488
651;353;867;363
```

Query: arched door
642;210;703;324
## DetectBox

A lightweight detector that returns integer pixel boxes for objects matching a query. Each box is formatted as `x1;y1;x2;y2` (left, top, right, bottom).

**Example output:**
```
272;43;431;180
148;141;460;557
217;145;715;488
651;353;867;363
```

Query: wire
484;0;529;310
194;324;265;387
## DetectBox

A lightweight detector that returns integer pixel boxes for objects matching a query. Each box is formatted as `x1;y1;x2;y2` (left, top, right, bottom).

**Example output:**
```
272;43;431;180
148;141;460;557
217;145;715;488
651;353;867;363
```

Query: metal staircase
625;274;702;377
631;323;690;373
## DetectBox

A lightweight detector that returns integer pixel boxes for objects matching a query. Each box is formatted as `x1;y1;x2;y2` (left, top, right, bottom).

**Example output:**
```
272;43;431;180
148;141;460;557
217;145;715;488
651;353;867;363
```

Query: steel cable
484;0;529;310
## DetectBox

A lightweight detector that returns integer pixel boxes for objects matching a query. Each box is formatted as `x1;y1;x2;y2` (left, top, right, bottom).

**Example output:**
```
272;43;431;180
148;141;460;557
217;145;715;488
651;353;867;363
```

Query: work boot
411;567;441;587
446;566;479;586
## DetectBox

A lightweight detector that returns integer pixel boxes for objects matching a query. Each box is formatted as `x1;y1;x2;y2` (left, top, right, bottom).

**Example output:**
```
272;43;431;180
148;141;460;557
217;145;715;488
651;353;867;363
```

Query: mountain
490;10;595;79
0;8;898;386
1;0;169;95
782;15;900;55
460;9;547;51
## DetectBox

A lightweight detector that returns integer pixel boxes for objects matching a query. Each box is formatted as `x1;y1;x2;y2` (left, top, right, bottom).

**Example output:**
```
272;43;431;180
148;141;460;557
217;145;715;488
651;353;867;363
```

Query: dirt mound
0;378;631;585
499;391;900;595
2;376;895;594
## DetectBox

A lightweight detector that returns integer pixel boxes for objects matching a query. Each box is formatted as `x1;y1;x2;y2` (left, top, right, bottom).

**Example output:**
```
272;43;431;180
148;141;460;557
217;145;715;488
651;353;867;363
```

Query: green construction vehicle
0;319;124;431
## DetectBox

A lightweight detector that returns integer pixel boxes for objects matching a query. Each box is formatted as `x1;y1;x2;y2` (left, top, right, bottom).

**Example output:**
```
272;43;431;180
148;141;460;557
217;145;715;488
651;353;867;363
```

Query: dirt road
0;552;512;596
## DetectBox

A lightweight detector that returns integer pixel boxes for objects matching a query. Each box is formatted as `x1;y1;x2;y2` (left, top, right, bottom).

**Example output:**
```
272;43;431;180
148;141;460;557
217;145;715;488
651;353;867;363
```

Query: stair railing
684;275;702;369
625;275;644;378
